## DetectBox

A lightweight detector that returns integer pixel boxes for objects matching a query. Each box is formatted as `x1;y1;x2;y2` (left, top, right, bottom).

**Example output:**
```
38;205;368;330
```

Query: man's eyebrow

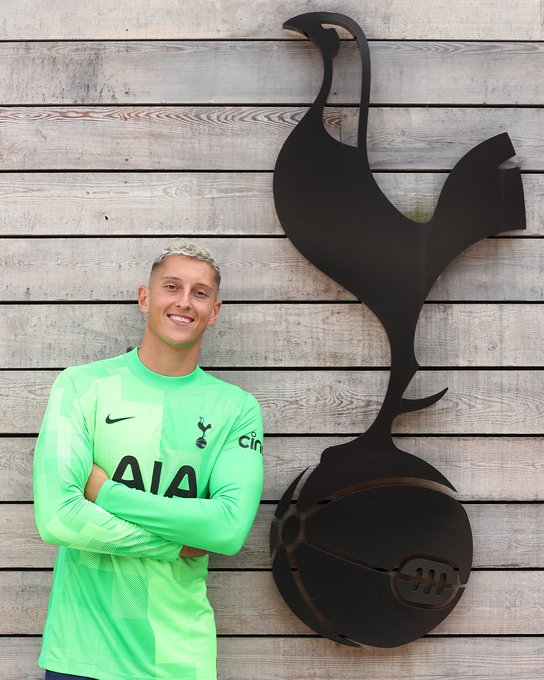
160;275;214;290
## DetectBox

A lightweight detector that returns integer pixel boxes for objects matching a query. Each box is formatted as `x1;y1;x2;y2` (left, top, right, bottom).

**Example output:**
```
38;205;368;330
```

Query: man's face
137;255;221;351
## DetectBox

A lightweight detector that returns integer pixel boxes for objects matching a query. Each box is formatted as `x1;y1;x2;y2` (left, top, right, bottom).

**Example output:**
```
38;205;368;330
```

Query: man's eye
194;290;208;297
165;284;177;290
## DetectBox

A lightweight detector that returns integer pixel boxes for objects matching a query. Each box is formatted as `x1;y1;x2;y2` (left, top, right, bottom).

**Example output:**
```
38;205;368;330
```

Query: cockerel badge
270;12;526;648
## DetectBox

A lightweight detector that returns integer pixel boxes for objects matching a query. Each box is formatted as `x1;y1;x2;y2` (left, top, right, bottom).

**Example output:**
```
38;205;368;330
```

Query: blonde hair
151;241;221;287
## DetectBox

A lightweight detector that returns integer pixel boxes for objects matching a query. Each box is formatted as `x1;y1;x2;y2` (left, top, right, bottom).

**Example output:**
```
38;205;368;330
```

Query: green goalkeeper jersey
33;347;264;680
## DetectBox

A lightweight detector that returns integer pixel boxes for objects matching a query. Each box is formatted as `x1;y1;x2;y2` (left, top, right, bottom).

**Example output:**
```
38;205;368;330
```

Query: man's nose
175;289;192;308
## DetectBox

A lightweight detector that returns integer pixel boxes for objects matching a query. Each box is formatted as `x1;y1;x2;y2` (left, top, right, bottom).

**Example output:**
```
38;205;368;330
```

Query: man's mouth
168;314;194;326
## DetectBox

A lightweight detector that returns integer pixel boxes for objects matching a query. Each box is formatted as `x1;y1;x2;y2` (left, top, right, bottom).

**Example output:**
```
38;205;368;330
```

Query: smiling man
33;242;264;680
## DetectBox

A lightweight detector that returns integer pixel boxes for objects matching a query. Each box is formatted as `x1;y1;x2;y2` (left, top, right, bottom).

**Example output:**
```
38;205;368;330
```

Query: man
33;242;264;680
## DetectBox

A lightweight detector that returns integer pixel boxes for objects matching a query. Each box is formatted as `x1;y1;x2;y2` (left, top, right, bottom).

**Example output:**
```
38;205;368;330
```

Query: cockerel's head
283;12;342;57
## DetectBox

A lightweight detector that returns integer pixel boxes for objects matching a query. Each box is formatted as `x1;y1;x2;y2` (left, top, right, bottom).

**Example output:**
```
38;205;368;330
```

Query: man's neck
137;334;200;377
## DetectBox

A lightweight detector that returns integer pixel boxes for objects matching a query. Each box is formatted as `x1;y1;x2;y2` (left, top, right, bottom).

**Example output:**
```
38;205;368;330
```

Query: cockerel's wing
422;132;525;293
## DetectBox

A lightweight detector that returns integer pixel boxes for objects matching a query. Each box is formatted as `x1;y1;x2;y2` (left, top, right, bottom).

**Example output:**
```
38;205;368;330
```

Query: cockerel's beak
282;14;309;37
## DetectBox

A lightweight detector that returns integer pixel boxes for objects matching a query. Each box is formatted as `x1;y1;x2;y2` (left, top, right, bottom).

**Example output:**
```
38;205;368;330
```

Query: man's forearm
34;370;183;561
94;448;263;556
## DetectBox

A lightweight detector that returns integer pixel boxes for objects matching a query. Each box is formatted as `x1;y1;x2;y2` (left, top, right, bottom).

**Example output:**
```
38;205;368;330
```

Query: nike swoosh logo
106;415;135;424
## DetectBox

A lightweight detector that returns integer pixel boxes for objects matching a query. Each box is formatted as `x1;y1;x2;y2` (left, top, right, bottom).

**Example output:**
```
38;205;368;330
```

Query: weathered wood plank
264;436;544;502
341;107;542;170
225;504;544;570
2;41;544;106
216;637;544;680
0;173;280;236
0;173;541;237
1;570;542;635
4;436;544;502
4;503;543;569
0;107;539;170
0;106;315;171
0;1;541;40
211;571;544;635
2;370;542;435
0;638;43;680
2;237;541;301
2;637;543;680
0;437;34;500
2;303;542;368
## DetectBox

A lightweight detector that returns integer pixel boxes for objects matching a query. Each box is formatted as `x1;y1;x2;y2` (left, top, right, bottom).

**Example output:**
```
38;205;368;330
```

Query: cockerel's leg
368;326;447;438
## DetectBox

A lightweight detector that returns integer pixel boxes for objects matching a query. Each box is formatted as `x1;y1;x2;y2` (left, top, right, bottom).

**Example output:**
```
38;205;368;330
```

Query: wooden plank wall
1;1;543;677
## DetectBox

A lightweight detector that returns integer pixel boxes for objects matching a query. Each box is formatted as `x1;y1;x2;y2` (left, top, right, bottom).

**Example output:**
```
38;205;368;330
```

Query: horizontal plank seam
0;102;543;110
1;300;543;305
0;168;278;174
2;500;543;505
0;167;521;173
3;633;544;640
0;168;540;175
2;633;544;639
1;568;543;574
0;234;537;240
0;102;542;109
213;633;544;638
1;38;543;44
0;234;286;240
2;432;544;438
2;367;543;373
2;432;543;438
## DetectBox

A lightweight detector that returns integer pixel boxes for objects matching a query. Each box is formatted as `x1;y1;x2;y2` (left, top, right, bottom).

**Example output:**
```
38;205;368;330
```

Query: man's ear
137;284;150;314
208;298;222;326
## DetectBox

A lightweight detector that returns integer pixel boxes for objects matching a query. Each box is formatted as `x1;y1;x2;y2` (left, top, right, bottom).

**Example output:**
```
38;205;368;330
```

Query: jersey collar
124;347;203;390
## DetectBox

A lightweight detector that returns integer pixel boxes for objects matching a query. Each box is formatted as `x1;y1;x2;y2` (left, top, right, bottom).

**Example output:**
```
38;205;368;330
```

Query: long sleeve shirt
33;347;264;680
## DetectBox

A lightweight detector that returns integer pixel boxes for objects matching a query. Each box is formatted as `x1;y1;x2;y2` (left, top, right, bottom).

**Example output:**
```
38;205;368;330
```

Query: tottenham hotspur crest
196;417;212;449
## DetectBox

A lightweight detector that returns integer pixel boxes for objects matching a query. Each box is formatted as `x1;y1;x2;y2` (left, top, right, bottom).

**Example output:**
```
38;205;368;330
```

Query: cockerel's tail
427;132;526;287
500;158;526;234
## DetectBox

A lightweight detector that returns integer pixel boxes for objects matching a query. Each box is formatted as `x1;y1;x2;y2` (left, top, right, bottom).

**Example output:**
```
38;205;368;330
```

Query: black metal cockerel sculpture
270;12;526;648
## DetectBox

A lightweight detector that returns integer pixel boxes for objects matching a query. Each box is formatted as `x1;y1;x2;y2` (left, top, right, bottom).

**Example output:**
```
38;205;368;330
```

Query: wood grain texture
1;237;541;301
1;41;544;105
2;637;543;680
0;3;540;672
263;435;544;502
0;106;538;170
4;503;543;569
0;1;541;40
0;437;34;500
4;436;544;502
2;370;542;435
203;637;544;680
0;173;281;236
2;303;542;368
1;570;542;635
0;173;540;236
214;571;544;636
226;503;544;570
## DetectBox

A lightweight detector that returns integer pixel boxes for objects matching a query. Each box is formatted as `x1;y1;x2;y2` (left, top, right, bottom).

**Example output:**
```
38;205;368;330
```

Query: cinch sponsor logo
238;431;262;453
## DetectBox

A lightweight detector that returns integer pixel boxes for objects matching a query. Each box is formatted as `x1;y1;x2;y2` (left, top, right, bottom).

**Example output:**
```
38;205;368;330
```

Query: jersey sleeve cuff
95;478;116;508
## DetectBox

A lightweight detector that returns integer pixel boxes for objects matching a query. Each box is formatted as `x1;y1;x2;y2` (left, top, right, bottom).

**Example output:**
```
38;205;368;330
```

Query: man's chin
162;335;201;351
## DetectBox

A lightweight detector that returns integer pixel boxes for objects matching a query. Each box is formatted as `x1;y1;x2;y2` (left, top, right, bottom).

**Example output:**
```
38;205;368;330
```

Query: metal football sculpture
270;12;526;648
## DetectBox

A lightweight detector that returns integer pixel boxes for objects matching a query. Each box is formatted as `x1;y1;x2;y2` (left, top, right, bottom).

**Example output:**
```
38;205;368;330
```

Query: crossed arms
33;369;264;561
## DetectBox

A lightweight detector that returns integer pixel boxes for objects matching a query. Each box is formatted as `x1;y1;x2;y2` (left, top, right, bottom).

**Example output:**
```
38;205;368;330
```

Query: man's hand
84;463;109;502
